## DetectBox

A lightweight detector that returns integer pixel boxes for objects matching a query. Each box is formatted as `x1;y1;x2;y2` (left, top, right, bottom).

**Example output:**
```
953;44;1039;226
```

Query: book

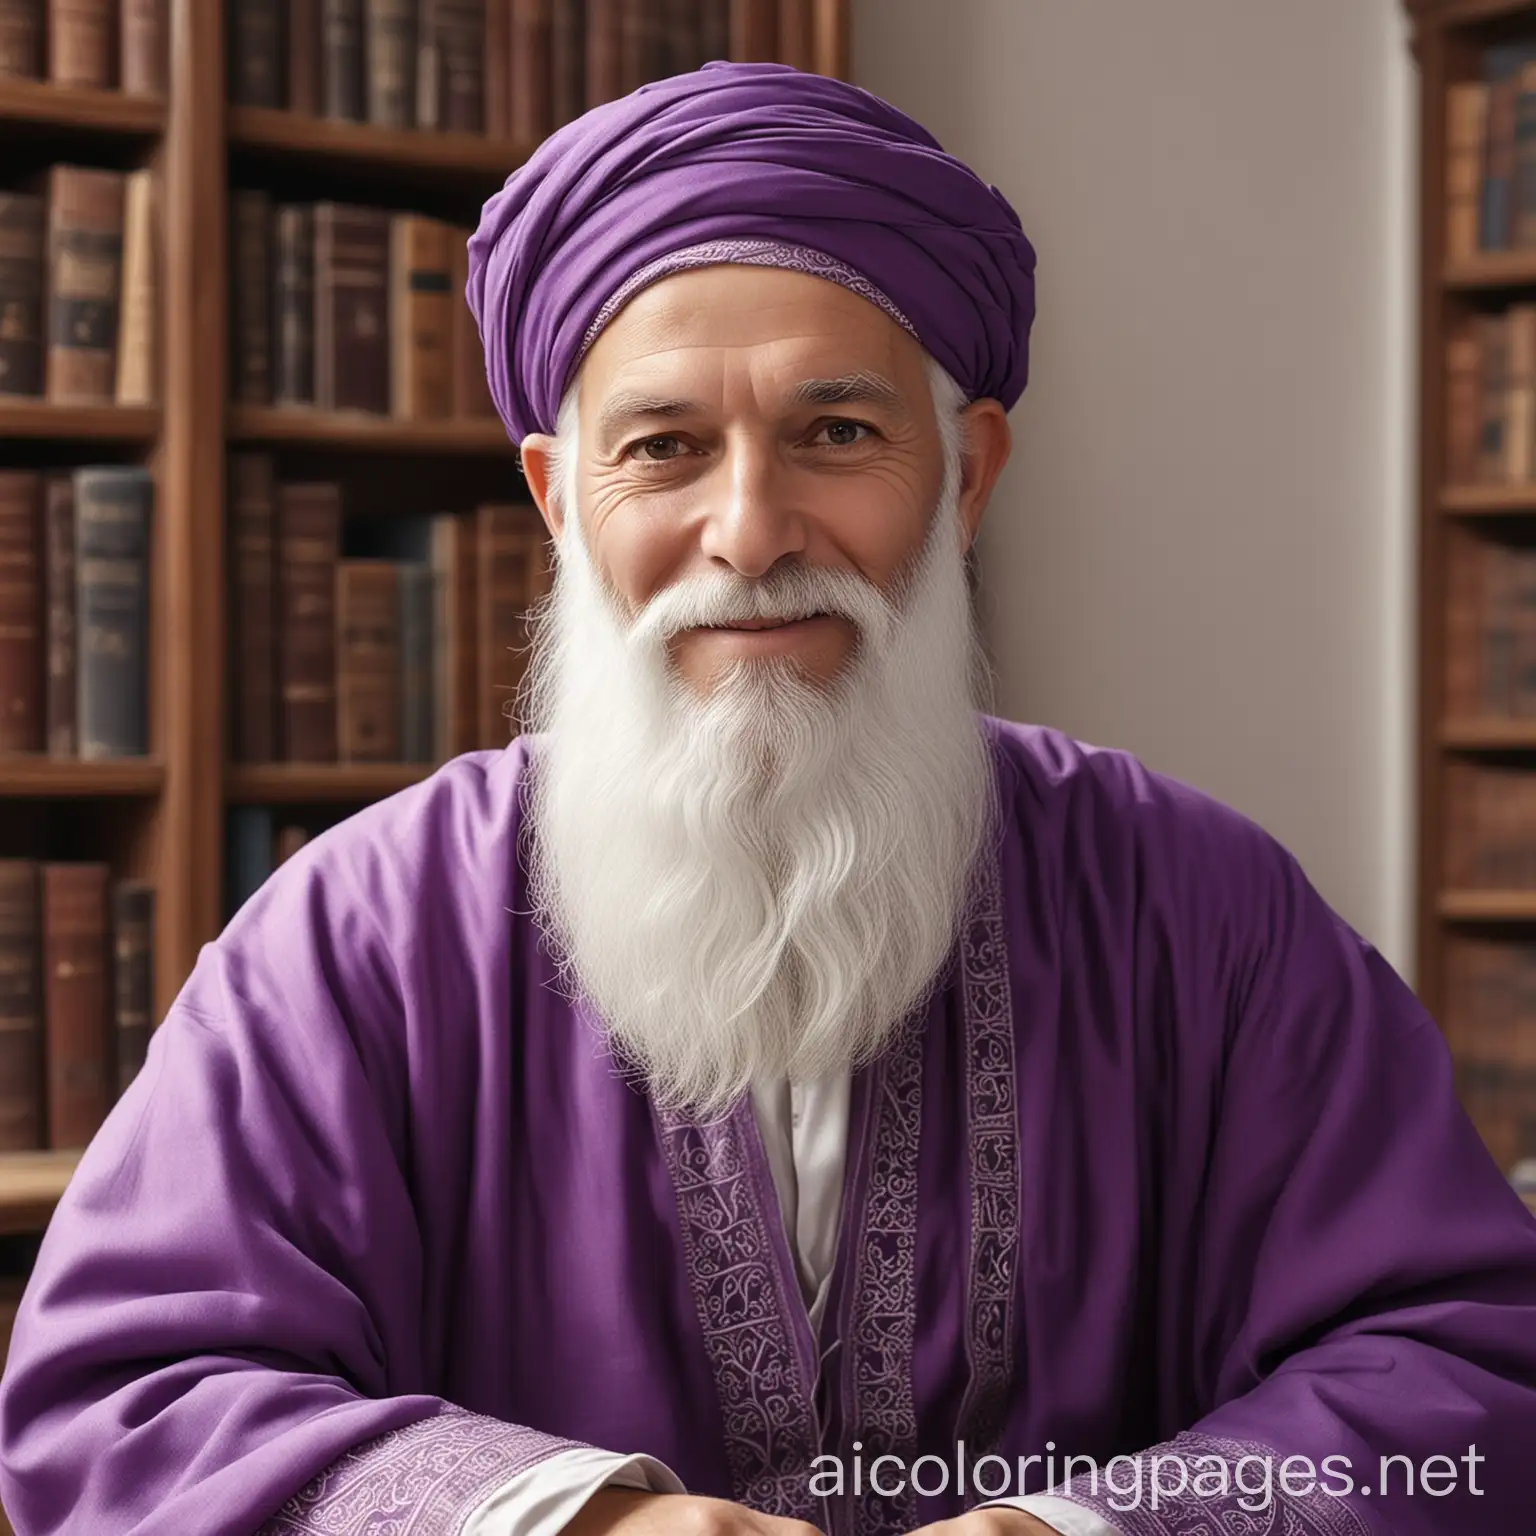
75;465;152;759
585;0;620;104
321;0;365;119
115;168;156;406
231;189;273;406
41;862;110;1151
48;0;112;87
430;509;476;756
336;559;401;762
276;481;341;761
288;0;320;112
230;453;277;763
390;213;453;421
0;192;45;398
229;0;285;106
0;861;41;1153
414;0;439;124
120;0;166;95
485;0;507;137
0;0;42;78
549;0;584;126
436;0;485;130
365;0;415;127
728;0;773;61
313;202;390;415
1446;313;1481;485
43;473;75;758
111;880;153;1094
475;504;547;745
1506;304;1536;483
449;227;496;418
272;203;315;406
398;561;434;762
227;806;274;914
274;823;310;864
44;165;126;406
776;0;809;70
1478;311;1508;482
697;0;726;64
0;471;44;754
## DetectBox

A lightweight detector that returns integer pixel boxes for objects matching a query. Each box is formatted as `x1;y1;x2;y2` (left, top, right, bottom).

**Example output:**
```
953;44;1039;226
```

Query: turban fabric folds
465;60;1038;445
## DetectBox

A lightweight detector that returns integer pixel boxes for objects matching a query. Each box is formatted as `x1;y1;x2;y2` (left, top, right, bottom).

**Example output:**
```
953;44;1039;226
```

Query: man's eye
816;420;873;447
629;436;685;461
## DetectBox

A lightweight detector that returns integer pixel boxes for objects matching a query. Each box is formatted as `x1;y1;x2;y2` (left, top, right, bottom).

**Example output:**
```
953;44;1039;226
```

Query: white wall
855;0;1419;973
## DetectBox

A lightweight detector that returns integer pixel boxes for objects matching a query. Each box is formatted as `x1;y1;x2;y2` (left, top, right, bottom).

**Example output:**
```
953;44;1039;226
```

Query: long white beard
521;436;999;1115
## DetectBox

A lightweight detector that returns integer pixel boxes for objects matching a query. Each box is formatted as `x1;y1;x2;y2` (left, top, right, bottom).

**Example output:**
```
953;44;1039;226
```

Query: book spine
114;167;156;405
1483;539;1518;716
696;0;726;64
41;862;110;1150
548;0;584;126
274;824;310;864
229;0;285;106
449;226;496;418
475;504;544;745
1443;523;1484;722
336;559;401;762
776;0;809;69
0;861;41;1152
617;0;645;92
414;0;438;124
436;0;485;131
1516;548;1536;717
1446;313;1483;486
276;483;341;762
584;0;619;103
119;0;165;94
1478;311;1509;483
48;0;112;86
46;166;126;406
658;0;698;76
0;0;42;78
0;192;44;398
230;453;277;763
429;510;477;755
728;0;773;61
321;0;365;119
43;473;75;757
272;204;315;406
485;0;508;138
230;189;272;406
398;561;433;762
1507;303;1536;484
75;466;152;759
1485;63;1523;252
1518;63;1536;249
365;0;416;127
390;214;453;421
0;472;43;753
313;203;390;415
227;806;274;914
287;0;320;111
110;879;153;1095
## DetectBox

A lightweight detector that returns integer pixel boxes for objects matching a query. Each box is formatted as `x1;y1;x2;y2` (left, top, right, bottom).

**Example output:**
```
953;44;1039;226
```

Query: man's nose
695;435;809;579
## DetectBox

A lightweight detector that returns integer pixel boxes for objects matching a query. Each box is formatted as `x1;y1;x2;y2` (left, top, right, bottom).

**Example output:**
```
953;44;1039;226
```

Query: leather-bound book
0;0;42;78
727;0;772;61
1446;314;1482;488
114;168;156;405
321;0;365;119
274;824;310;864
397;562;433;762
475;504;547;746
74;466;152;759
364;0;415;127
44;165;125;405
0;193;44;397
336;559;401;762
584;0;619;105
229;453;277;763
616;0;644;92
659;0;699;76
485;0;507;138
0;861;41;1151
272;203;315;406
230;189;272;405
287;0;320;111
119;0;166;94
276;482;341;762
436;0;485;131
41;861;110;1151
228;0;284;106
776;0;809;69
0;472;43;754
549;0;584;126
448;227;496;418
313;202;390;415
414;0;439;125
110;879;153;1095
696;0;726;64
43;473;75;757
430;510;477;757
48;0;112;86
389;213;453;421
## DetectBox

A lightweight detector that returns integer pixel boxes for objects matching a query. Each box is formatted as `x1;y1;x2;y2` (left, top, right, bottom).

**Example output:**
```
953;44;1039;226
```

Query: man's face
564;264;952;692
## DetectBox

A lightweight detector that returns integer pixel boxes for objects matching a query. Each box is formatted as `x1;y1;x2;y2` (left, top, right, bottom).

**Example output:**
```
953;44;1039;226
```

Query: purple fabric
1;720;1535;1535
465;61;1038;443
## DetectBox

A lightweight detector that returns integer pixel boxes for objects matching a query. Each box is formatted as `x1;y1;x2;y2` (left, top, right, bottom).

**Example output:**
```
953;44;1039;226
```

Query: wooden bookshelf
0;77;165;136
226;763;433;803
0;758;164;796
0;1152;81;1237
0;402;159;442
228;406;515;455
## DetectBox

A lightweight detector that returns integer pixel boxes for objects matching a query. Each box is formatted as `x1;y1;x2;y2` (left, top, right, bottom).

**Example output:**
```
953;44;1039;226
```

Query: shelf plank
228;406;514;455
0;756;164;795
227;762;435;804
228;106;528;180
0;1150;80;1236
1439;890;1536;922
1441;718;1536;749
1441;483;1536;515
0;77;165;136
1445;250;1536;290
0;400;160;443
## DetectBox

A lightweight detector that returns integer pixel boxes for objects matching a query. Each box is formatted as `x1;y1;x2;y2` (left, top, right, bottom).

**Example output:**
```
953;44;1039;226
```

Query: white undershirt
461;1073;1117;1535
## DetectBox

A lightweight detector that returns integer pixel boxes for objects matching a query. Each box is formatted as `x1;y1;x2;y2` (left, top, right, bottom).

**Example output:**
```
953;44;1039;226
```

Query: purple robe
1;717;1533;1536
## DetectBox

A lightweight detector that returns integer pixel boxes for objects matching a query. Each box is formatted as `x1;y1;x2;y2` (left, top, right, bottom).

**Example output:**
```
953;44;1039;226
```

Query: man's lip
706;614;830;632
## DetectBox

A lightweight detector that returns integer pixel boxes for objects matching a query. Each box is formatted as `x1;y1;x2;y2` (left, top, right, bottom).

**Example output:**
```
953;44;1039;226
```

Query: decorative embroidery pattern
655;1102;822;1523
575;239;922;367
255;1407;579;1534
1055;1431;1375;1536
954;844;1020;1484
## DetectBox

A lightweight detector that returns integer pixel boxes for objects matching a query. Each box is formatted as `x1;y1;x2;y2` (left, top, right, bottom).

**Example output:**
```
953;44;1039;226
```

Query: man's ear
519;433;563;541
955;398;1012;553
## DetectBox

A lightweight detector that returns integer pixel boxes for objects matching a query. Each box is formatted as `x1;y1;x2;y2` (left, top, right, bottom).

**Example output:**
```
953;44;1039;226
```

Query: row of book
1446;42;1536;260
1444;525;1536;719
227;807;337;915
0;165;156;406
0;0;165;95
229;195;493;419
1443;761;1536;890
0;862;153;1154
230;455;551;763
1444;937;1536;1175
0;467;153;760
224;0;777;139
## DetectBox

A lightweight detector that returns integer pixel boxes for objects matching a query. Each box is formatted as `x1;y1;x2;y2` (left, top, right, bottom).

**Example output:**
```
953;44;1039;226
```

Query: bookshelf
0;0;854;1241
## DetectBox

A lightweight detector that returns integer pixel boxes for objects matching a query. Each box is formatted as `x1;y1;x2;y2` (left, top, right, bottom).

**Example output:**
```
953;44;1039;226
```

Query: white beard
521;424;999;1115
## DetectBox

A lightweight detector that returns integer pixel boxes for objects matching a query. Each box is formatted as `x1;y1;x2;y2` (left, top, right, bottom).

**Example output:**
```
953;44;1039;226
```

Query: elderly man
1;59;1534;1536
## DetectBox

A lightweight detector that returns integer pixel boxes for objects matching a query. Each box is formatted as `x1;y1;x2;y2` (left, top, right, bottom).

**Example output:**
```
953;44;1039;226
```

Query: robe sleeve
0;835;587;1535
1050;825;1536;1536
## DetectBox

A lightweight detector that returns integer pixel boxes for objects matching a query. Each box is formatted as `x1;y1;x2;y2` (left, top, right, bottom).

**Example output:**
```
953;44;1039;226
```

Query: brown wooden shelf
227;762;435;804
0;77;165;136
1441;718;1536;749
1439;889;1536;922
227;405;514;455
228;106;529;181
0;399;160;443
0;1150;80;1236
1444;249;1536;290
0;756;164;796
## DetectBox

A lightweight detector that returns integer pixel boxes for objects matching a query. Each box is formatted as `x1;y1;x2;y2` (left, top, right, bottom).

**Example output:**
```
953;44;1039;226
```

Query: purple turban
465;60;1038;445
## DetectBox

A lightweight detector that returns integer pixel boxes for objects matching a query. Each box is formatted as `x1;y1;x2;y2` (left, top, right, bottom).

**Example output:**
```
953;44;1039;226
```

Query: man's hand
565;1487;826;1534
906;1513;1057;1535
